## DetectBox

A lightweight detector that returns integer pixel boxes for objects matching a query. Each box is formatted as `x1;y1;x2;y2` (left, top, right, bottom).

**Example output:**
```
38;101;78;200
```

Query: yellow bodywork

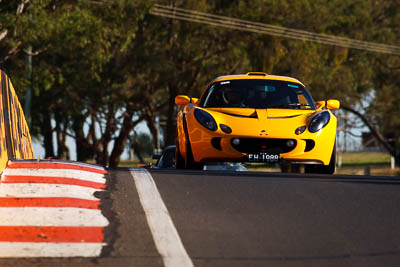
176;73;339;166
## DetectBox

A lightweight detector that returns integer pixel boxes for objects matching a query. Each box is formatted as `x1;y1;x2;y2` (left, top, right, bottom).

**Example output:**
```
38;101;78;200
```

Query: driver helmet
222;86;243;105
255;86;268;99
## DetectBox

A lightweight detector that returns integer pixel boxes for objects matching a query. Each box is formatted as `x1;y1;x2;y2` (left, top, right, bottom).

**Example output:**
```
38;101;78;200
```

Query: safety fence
0;70;34;171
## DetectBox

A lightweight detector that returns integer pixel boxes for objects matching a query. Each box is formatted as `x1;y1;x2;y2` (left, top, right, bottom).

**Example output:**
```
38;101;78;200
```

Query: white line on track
0;183;101;200
0;242;107;257
130;168;194;267
2;168;106;183
0;207;109;226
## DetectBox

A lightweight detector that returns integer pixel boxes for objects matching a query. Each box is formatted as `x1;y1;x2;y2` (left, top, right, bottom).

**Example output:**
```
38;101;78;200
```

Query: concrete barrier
0;70;34;171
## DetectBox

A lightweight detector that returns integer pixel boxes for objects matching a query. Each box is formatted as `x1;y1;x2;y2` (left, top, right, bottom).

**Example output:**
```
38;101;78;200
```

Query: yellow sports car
175;72;340;174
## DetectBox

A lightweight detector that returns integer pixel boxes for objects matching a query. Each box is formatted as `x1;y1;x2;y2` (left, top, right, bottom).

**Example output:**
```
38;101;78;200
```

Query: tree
1;0;399;167
2;0;153;165
127;132;154;161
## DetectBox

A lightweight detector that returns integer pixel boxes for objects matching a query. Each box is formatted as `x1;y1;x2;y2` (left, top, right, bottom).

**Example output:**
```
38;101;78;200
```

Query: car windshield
200;79;315;109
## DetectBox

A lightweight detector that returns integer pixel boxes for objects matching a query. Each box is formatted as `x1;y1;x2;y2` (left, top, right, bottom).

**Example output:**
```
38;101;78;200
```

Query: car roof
213;73;305;86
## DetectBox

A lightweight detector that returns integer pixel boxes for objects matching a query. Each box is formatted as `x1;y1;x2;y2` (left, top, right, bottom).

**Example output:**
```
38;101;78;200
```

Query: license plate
247;153;280;163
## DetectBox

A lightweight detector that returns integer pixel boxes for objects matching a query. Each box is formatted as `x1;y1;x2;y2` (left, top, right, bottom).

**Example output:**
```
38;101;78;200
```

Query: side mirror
326;99;340;110
175;95;191;105
191;98;199;104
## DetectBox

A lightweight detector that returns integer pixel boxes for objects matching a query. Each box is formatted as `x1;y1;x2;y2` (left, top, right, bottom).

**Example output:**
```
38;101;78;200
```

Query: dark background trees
0;0;399;166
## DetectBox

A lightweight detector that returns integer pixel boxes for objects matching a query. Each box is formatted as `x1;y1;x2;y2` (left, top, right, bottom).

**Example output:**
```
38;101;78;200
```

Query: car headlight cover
309;111;330;133
220;124;232;134
295;126;306;135
194;109;218;131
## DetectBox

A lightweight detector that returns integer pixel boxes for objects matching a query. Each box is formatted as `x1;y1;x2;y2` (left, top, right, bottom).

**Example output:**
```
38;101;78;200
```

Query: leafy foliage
0;0;398;166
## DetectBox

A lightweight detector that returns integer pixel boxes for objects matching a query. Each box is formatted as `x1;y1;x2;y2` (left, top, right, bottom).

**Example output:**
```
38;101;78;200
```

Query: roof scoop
246;72;268;76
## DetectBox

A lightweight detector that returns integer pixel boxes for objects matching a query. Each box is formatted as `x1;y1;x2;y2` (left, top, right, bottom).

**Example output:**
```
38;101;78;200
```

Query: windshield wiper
268;103;311;108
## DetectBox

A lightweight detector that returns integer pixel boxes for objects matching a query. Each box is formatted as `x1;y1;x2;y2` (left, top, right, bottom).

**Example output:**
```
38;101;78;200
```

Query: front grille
231;138;296;153
304;139;315;152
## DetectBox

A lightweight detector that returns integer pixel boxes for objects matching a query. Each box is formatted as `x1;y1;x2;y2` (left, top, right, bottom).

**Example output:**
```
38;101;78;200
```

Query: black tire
181;116;204;170
280;162;290;173
304;145;336;174
184;138;204;170
291;164;302;173
280;162;301;173
175;138;185;169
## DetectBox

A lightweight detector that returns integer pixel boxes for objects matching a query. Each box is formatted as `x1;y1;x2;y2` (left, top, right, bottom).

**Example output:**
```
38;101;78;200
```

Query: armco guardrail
0;70;34;171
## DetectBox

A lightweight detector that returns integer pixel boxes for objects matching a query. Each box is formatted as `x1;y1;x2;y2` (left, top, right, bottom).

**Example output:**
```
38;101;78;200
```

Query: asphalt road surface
2;169;400;267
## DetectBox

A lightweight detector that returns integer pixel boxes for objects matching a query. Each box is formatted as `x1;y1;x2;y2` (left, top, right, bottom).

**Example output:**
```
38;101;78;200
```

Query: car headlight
194;109;217;131
309;111;330;133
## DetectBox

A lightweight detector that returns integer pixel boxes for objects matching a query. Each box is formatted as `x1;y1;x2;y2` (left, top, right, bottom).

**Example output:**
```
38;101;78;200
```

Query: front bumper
186;112;337;165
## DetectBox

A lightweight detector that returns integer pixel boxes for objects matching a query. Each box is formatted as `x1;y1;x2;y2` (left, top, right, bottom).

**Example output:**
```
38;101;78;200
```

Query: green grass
336;152;399;176
335;166;400;176
338;152;391;166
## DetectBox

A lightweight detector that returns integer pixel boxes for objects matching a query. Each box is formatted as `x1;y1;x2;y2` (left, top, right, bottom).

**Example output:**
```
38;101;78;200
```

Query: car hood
207;107;313;119
204;107;316;138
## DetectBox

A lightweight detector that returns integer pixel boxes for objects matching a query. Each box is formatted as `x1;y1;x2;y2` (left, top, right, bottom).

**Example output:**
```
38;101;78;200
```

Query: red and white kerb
0;160;108;257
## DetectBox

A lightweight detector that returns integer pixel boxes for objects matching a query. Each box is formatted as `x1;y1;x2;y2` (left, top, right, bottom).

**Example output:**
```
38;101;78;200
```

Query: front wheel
175;139;185;169
179;118;204;170
184;139;204;170
280;162;301;173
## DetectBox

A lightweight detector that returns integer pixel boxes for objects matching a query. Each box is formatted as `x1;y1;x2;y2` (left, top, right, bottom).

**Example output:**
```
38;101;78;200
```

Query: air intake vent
246;72;268;76
211;138;222;150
